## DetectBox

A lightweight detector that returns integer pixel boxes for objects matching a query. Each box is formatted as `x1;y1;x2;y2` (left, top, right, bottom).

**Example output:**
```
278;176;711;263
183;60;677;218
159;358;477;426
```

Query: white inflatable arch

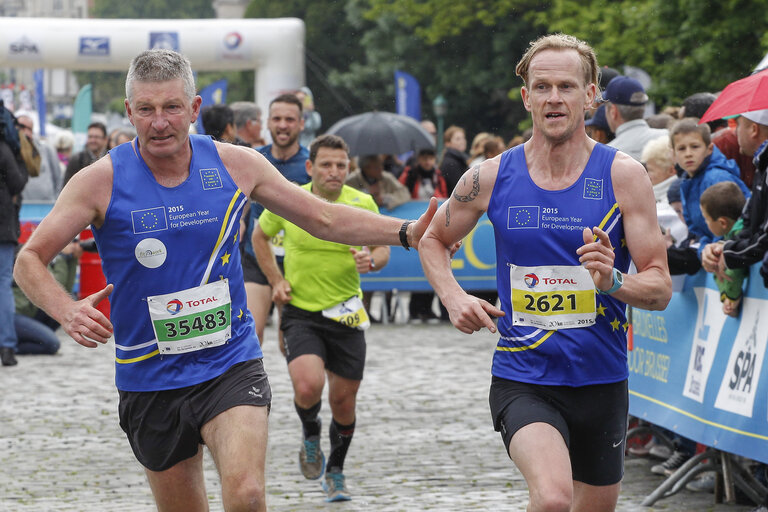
0;17;305;115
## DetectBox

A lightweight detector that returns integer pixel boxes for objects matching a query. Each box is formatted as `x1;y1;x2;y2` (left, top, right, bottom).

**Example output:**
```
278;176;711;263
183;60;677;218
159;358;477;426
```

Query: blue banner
394;70;421;121
34;69;45;137
630;266;768;464
196;79;227;135
360;201;496;292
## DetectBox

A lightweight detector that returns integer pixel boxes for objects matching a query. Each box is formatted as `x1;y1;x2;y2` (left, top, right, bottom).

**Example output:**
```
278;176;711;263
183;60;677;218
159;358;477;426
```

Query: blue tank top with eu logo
486;143;630;386
93;134;262;392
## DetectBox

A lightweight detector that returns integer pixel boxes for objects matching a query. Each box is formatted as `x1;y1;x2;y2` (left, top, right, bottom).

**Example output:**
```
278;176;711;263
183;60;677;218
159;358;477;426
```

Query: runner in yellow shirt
253;134;390;502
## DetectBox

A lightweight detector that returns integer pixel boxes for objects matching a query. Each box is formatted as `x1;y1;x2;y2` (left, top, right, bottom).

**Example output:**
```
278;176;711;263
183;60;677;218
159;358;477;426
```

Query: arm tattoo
452;166;480;203
445;200;451;227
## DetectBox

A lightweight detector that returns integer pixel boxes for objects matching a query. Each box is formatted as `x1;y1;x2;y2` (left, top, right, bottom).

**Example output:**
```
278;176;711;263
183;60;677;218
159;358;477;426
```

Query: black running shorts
118;358;271;472
280;303;366;381
242;251;284;286
489;376;628;486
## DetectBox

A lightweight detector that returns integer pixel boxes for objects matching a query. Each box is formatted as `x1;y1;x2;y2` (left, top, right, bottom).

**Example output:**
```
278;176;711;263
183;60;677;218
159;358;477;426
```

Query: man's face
307;147;349;199
243;115;262;145
268;102;304;150
417;154;436;170
125;78;200;160
736;116;758;157
362;159;383;180
672;132;712;176
421;121;437;143
86;127;107;155
521;49;595;143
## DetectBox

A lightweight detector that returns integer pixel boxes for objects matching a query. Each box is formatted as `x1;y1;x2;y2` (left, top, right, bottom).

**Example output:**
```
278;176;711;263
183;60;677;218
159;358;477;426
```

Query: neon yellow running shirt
258;183;379;312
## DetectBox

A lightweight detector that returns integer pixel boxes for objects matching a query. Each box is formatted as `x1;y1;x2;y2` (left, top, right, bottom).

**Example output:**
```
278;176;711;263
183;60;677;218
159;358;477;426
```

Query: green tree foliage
330;0;540;139
365;0;768;107
245;0;368;129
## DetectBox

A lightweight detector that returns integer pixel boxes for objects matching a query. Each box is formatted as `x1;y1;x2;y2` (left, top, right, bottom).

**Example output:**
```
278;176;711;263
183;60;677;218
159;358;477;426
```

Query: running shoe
299;436;325;480
323;468;351;502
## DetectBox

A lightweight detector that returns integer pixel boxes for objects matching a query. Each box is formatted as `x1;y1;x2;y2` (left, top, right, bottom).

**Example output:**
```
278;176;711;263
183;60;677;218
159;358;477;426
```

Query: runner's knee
223;475;266;512
529;483;572;512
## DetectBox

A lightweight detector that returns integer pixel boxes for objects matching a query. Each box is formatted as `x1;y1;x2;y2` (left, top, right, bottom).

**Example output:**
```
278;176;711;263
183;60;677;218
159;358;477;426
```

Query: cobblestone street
0;322;756;511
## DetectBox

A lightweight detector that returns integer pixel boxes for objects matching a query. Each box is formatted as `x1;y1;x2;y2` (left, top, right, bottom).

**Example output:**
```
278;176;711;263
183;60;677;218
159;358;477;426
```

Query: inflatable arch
0;17;305;115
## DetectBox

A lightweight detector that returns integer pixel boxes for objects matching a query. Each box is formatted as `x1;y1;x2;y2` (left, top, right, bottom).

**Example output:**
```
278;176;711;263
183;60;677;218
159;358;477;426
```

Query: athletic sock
327;418;355;472
295;401;322;439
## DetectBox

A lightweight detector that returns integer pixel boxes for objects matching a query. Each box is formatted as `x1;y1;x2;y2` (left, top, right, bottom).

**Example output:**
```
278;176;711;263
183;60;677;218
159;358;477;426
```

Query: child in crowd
699;182;748;317
673;118;750;259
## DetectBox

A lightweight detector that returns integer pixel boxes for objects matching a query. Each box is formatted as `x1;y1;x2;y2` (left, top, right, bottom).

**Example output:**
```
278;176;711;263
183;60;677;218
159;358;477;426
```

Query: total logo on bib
135;238;167;269
510;264;596;330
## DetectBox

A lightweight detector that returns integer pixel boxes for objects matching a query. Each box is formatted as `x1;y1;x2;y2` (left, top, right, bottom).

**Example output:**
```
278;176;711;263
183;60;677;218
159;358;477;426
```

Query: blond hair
515;33;599;88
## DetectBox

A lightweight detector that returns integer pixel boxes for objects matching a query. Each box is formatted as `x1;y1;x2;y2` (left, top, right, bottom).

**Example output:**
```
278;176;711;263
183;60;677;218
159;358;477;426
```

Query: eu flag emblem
583;178;603;200
507;206;539;229
131;207;168;234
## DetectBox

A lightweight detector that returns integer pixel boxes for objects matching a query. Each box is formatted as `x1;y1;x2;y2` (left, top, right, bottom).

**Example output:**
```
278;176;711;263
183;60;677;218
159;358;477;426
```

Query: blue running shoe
299;436;325;480
322;469;351;502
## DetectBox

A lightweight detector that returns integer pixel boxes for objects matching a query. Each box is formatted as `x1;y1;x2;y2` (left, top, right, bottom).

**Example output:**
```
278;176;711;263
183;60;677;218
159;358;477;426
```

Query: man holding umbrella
701;109;768;278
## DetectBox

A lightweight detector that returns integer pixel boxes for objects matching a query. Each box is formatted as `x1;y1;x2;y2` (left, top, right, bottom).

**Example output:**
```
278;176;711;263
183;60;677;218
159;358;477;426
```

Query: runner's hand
577;227;615;291
271;278;292;304
62;284;114;348
350;247;372;274
443;292;504;334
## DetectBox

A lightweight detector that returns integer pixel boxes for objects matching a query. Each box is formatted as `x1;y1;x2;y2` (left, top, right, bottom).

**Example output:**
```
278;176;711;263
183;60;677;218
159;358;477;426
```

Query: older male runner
14;49;435;512
418;34;671;512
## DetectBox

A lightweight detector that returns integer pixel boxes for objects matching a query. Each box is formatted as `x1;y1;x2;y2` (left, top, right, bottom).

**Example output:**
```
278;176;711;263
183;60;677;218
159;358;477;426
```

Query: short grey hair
125;49;196;103
230;101;262;129
614;103;645;122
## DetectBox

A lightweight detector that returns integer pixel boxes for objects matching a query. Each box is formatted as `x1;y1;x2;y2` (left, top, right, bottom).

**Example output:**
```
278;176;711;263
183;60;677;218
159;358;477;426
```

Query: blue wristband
598;268;623;295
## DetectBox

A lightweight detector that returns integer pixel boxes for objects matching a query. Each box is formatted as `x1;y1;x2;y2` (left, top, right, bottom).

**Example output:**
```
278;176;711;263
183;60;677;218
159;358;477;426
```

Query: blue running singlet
486;143;630;386
94;134;262;392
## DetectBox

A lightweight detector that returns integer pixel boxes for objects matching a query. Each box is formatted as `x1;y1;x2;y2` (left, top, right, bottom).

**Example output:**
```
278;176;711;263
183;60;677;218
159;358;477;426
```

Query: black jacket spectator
439;147;468;194
0;139;28;244
723;142;768;269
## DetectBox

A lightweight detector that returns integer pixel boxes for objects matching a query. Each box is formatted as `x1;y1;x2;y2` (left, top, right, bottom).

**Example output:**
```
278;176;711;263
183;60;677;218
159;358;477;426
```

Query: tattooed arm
419;158;505;334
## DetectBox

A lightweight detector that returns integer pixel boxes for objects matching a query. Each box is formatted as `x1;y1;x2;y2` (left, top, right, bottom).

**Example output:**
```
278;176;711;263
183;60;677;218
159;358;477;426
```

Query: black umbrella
325;111;435;156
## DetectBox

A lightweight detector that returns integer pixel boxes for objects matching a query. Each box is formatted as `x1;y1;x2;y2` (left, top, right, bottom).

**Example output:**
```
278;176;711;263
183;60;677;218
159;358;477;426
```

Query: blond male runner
418;34;671;512
14;49;436;512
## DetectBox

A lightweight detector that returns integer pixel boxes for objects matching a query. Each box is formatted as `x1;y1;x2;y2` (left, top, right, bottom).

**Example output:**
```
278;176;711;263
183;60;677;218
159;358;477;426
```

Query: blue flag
196;79;228;135
507;206;540;229
34;69;46;137
394;70;421;121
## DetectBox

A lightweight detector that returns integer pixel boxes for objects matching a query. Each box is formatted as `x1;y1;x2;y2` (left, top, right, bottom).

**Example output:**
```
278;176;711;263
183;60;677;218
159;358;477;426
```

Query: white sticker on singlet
510;265;596;330
147;279;232;354
322;296;371;331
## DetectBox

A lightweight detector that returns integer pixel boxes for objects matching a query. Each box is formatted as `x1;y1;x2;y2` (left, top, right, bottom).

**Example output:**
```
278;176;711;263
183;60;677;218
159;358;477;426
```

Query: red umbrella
700;68;768;123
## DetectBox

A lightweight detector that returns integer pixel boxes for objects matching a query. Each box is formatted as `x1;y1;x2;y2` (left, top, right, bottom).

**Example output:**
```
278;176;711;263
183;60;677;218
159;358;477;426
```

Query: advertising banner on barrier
360;201;497;292
630;266;768;464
